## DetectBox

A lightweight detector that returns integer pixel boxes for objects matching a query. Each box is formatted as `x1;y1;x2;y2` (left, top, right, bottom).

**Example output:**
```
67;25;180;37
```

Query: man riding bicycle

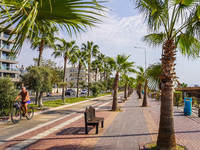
14;87;31;116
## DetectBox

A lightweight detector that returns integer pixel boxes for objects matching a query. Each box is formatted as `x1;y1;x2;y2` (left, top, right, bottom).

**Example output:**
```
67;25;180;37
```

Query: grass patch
29;97;87;112
29;92;112;112
145;142;186;150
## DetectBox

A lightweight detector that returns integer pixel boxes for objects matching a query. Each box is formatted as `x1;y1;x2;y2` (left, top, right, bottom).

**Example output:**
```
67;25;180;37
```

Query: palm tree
30;24;58;105
121;68;136;99
142;63;162;107
127;77;136;97
82;41;100;96
52;40;78;103
91;59;100;82
135;0;200;149
136;66;145;99
0;0;106;53
72;49;87;98
108;54;134;111
31;24;58;66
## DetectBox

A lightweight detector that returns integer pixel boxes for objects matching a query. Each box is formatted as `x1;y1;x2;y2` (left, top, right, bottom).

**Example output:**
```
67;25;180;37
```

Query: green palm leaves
0;0;106;52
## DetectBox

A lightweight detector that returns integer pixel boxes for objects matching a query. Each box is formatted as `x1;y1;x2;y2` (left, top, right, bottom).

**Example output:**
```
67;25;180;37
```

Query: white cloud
17;9;200;86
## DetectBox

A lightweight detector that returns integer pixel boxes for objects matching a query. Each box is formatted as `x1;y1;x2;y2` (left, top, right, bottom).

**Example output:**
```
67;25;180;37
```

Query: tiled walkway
144;97;200;150
2;92;200;150
94;93;151;150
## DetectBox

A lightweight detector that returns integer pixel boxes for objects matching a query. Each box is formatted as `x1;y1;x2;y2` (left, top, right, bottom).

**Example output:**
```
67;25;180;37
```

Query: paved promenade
94;93;151;150
1;92;200;150
144;97;200;150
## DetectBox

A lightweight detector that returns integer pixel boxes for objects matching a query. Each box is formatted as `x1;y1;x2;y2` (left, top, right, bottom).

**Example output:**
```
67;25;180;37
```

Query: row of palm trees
3;0;200;149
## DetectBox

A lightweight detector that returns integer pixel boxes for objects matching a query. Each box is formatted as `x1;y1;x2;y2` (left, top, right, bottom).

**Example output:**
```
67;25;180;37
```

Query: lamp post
134;46;147;70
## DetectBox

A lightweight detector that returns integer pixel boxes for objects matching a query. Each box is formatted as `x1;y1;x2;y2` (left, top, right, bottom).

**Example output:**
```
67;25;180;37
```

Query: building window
3;41;10;50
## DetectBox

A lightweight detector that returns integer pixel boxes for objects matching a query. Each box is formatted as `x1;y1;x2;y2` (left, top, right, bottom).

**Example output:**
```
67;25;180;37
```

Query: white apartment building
0;27;21;82
66;67;96;84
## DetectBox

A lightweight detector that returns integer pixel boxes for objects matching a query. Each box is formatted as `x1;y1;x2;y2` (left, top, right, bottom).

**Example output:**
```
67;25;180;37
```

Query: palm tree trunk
157;40;176;149
124;81;127;99
112;71;119;111
36;39;44;105
104;70;106;81
62;57;67;103
95;68;98;82
38;39;44;67
137;83;142;99
128;85;130;97
142;79;148;107
88;60;91;96
77;63;81;98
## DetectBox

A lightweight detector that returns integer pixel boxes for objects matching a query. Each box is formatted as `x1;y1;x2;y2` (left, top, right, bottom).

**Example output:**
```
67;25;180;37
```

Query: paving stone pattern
94;93;151;150
144;97;200;150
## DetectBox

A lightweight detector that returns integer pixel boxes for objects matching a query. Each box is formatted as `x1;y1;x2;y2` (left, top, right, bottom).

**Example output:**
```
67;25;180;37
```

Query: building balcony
0;37;14;43
0;57;19;64
0;67;20;73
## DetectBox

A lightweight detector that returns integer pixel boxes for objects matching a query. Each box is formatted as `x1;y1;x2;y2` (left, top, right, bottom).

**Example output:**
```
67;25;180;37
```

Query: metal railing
1;56;17;61
0;67;19;71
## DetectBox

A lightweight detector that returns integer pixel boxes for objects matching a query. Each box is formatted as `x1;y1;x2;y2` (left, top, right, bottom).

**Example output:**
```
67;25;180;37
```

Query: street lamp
134;46;147;70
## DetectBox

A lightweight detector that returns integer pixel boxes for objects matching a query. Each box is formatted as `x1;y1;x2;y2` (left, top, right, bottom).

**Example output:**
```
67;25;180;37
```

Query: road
0;93;122;149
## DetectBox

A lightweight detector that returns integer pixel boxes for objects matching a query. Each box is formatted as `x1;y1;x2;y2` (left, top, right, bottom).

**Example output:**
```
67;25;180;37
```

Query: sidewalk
93;93;151;150
2;92;200;150
144;97;200;150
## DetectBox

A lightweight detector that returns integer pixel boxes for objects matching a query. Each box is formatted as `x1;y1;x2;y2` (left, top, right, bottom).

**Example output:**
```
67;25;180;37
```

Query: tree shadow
56;127;93;135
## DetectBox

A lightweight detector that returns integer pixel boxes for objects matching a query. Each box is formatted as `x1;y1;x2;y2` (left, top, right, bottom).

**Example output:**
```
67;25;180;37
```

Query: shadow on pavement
56;127;92;135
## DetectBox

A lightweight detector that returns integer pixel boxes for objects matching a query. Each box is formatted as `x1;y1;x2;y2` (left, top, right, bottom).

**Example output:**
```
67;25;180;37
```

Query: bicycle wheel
26;106;34;120
11;108;21;124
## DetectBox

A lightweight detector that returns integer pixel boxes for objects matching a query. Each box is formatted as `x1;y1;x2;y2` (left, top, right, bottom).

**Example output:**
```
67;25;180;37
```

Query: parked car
81;90;88;95
65;89;76;96
46;92;53;97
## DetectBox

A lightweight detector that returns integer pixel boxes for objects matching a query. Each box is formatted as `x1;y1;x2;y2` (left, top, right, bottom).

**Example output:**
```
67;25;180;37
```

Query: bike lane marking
6;100;112;150
0;98;110;146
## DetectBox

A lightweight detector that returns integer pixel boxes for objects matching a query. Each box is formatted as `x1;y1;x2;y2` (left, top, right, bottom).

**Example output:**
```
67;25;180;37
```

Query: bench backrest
84;106;96;122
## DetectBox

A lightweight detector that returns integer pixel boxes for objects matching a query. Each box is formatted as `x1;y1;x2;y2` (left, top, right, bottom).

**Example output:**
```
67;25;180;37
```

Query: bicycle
11;102;34;124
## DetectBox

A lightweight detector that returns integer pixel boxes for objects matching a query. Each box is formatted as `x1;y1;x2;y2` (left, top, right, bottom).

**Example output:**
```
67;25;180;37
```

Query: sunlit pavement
143;96;200;150
0;93;122;150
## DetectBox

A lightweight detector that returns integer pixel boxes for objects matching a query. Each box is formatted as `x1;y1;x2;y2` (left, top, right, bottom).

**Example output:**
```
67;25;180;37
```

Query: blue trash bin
184;97;192;116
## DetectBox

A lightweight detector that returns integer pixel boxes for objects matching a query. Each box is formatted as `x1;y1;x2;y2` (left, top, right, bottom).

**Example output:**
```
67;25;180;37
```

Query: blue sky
17;0;200;86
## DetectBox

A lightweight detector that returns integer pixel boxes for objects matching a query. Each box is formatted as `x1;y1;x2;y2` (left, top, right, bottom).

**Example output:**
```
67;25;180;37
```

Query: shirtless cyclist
14;87;31;116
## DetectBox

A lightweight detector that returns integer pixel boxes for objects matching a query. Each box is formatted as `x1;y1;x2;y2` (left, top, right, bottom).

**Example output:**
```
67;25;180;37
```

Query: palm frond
142;33;166;47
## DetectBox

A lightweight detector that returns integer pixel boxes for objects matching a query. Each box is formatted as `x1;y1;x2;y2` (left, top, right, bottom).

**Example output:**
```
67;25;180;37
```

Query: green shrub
0;78;19;112
174;91;183;106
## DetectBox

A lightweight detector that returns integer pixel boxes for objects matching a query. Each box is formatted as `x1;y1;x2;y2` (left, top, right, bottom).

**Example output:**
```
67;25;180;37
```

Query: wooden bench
84;106;104;134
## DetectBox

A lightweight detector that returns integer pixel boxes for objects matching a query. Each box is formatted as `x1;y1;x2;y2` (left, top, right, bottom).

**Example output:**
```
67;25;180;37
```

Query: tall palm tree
127;77;136;97
142;63;162;107
91;59;100;82
72;49;87;98
122;68;136;99
31;25;58;67
52;40;78;103
0;0;106;53
82;41;100;96
30;25;58;105
108;54;134;111
135;0;200;149
97;53;106;81
136;66;145;99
